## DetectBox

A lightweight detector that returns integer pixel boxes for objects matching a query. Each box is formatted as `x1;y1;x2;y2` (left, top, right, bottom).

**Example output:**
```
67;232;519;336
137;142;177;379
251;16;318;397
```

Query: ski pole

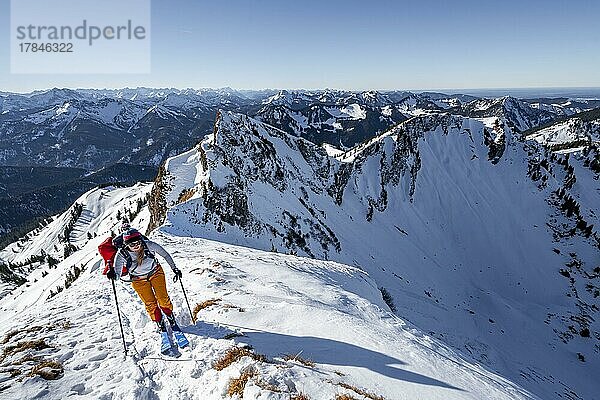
111;278;128;356
179;279;196;324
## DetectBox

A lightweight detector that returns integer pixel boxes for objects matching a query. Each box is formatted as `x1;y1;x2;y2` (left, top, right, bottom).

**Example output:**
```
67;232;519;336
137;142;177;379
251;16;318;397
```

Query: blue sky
1;0;599;92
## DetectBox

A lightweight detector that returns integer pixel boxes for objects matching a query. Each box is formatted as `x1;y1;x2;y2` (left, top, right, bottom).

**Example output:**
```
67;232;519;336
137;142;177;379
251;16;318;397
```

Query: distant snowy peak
324;103;367;120
256;92;410;147
263;90;315;107
2;87;599;171
5;97;146;131
22;102;77;126
459;96;556;132
419;91;478;104
526;97;600;117
357;90;388;106
74;98;147;130
394;93;444;115
262;89;447;112
144;104;187;120
27;88;85;105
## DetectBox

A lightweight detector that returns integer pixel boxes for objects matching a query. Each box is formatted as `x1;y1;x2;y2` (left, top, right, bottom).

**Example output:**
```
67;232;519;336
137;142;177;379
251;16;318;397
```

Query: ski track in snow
0;185;536;399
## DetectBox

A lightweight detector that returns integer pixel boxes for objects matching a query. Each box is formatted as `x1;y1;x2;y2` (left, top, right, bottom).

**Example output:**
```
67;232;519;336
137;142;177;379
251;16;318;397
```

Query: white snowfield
0;185;535;400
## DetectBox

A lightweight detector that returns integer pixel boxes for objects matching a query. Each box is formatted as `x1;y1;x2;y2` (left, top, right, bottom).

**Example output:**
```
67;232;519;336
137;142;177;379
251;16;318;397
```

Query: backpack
98;236;118;275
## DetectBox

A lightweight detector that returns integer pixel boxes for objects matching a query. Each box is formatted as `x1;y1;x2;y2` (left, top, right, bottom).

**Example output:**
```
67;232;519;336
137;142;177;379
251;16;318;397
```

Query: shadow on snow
184;321;464;392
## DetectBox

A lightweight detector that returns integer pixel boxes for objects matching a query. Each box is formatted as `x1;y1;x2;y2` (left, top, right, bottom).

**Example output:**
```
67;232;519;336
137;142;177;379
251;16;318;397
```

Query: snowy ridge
152;111;599;399
0;185;535;399
0;183;152;302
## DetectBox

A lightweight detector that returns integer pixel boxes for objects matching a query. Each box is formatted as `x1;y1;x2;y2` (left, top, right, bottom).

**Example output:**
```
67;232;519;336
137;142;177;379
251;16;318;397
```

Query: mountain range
2;88;599;171
2;87;598;244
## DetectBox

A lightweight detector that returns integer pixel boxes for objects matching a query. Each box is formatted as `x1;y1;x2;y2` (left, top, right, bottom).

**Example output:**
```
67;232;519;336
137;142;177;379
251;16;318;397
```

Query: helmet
123;229;142;244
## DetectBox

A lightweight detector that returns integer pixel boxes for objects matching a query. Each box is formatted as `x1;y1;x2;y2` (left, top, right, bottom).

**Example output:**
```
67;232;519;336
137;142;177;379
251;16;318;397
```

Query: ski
140;356;192;362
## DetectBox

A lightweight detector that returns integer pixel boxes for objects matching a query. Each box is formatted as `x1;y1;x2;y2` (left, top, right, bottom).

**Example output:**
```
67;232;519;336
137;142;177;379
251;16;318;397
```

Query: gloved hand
172;267;182;282
106;267;117;280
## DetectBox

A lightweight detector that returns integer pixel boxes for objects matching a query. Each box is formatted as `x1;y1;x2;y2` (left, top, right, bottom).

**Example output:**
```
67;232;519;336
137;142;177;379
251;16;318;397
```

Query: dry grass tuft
176;188;196;204
29;360;63;380
15;355;42;365
283;353;316;368
1;326;43;344
213;347;252;371
338;382;385;400
2;339;50;359
213;347;267;371
335;395;358;400
227;367;256;397
291;393;311;400
192;299;221;321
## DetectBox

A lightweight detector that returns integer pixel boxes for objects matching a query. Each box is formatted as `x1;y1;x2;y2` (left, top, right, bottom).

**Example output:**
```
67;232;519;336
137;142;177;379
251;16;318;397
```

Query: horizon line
3;85;600;96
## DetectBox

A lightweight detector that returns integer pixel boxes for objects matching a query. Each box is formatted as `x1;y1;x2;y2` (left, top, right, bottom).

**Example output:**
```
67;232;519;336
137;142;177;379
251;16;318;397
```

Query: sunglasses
127;240;142;248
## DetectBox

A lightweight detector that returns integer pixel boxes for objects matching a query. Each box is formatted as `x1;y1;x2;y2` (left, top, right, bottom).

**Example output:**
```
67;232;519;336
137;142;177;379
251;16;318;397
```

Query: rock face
151;110;599;400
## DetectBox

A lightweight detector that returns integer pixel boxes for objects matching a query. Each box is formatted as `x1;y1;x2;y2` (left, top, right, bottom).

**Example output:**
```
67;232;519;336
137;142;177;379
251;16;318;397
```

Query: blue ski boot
167;314;189;348
157;320;172;354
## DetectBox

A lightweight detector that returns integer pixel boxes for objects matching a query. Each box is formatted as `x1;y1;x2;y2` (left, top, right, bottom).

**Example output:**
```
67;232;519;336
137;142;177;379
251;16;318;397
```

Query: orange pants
131;265;173;322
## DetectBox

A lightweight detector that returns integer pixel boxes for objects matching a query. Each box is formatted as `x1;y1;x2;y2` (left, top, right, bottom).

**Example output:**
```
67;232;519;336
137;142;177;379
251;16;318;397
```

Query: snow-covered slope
526;98;600;118
527;118;599;149
150;111;599;399
525;108;600;152
0;185;535;400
